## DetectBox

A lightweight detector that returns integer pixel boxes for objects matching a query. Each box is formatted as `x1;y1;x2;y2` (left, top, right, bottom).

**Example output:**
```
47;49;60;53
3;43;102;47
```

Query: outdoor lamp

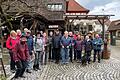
93;22;96;28
69;19;72;23
83;22;87;26
74;22;77;26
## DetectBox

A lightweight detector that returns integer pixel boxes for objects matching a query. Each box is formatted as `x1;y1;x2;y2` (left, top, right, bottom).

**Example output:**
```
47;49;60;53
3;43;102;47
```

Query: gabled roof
108;20;120;31
66;0;89;13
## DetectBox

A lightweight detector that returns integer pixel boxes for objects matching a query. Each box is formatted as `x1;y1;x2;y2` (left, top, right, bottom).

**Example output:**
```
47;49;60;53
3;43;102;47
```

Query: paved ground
1;40;120;80
5;58;120;80
111;40;120;61
40;59;120;80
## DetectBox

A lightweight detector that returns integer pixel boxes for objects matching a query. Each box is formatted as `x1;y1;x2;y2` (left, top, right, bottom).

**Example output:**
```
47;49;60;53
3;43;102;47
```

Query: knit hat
20;34;27;41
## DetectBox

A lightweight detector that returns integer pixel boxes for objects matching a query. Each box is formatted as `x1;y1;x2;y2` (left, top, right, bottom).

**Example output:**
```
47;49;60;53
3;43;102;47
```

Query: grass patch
0;74;7;80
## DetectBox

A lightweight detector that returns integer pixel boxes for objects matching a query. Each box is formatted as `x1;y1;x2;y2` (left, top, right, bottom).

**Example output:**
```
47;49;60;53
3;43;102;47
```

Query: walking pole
0;48;7;77
0;58;7;77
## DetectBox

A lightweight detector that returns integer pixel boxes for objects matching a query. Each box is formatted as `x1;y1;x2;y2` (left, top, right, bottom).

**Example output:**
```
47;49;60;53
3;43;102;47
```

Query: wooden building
65;0;89;32
1;0;89;35
108;20;120;45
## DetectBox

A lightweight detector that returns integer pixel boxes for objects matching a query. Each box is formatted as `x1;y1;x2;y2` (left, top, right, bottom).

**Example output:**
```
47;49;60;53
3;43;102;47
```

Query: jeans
49;44;52;60
26;55;33;70
52;48;55;60
61;48;69;64
54;48;60;63
41;46;47;65
9;50;16;70
74;49;76;60
86;51;91;63
34;51;42;65
76;50;82;61
69;48;73;62
93;50;101;62
14;60;27;78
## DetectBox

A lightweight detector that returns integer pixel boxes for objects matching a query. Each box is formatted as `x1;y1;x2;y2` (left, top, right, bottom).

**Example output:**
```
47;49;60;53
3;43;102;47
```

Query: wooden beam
64;14;114;20
98;18;105;40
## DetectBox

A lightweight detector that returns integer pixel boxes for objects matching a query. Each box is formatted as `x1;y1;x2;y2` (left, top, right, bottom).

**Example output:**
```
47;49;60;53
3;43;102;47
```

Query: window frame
47;3;63;11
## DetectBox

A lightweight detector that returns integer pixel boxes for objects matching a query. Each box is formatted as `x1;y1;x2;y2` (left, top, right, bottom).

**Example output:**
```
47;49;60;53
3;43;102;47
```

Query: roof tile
66;0;89;13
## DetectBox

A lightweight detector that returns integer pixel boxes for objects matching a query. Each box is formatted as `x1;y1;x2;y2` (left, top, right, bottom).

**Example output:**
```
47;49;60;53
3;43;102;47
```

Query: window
58;5;62;10
51;5;55;11
55;5;59;10
118;31;120;37
47;5;51;10
47;4;63;11
88;25;93;31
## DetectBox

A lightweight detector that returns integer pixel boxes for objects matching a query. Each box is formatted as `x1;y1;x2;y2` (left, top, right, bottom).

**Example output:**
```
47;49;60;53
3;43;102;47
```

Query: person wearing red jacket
6;30;18;73
11;35;30;79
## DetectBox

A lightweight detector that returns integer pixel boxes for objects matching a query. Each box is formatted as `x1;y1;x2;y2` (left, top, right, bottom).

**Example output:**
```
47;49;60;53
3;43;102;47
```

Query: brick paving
1;40;120;80
39;59;120;80
4;58;120;80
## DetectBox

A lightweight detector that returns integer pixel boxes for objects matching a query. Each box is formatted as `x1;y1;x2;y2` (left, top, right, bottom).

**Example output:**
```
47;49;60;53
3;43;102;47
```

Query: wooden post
0;48;7;77
98;18;110;59
98;19;105;40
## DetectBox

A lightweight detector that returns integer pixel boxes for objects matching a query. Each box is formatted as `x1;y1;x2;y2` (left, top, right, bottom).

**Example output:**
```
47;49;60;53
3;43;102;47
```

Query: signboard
49;25;58;28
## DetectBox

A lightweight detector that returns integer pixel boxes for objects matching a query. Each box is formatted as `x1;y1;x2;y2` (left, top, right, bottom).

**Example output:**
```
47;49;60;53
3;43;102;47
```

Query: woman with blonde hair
16;29;22;40
6;30;19;73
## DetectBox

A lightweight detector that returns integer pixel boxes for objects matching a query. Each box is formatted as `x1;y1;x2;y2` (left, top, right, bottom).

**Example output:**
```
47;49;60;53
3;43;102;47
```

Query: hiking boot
11;70;16;73
11;76;19;80
33;65;38;71
19;76;26;78
36;64;41;70
26;69;31;73
98;61;100;63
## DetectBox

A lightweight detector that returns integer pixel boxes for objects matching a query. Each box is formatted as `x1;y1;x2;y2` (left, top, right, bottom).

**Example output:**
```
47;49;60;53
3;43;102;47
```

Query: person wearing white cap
26;30;34;73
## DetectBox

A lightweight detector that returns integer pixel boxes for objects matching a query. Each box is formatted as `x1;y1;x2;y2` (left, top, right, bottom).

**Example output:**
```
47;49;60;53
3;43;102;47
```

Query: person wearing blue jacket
92;34;103;63
60;31;71;64
26;30;34;73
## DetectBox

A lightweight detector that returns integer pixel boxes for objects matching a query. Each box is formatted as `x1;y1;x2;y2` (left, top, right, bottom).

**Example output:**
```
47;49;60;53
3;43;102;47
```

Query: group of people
6;28;48;79
6;28;103;79
50;30;103;65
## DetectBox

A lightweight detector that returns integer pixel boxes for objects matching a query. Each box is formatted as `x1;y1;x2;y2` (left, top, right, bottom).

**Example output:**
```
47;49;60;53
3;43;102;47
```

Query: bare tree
0;0;35;30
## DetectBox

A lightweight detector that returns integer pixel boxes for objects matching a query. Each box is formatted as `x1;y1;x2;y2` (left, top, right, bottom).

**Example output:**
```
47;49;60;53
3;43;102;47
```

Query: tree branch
0;5;12;30
18;0;33;8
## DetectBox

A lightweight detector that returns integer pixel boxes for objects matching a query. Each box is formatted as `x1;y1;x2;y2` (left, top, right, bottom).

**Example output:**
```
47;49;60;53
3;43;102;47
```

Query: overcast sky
76;0;120;21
